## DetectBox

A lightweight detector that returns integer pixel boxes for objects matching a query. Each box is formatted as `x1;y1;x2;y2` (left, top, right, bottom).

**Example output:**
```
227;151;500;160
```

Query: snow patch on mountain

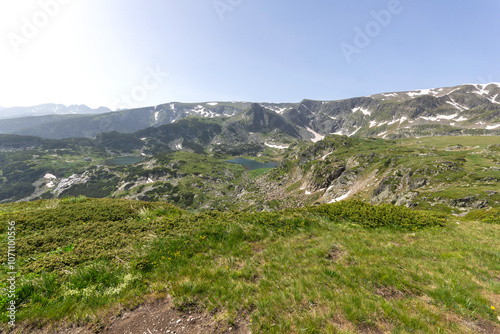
352;107;371;115
306;127;324;142
322;152;332;160
190;105;219;118
473;82;500;91
328;190;352;203
407;89;433;98
420;114;458;121
388;116;408;125
348;127;360;137
275;107;289;114
446;99;469;111
487;94;500;104
299;104;316;115
475;84;490;96
265;142;289;149
471;85;500;104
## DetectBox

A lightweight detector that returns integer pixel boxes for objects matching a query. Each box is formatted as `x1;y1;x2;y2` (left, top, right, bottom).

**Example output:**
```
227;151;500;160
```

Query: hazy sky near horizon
0;0;499;110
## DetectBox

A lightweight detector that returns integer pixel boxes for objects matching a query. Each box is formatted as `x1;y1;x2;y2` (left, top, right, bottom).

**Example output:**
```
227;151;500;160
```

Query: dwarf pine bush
305;200;446;229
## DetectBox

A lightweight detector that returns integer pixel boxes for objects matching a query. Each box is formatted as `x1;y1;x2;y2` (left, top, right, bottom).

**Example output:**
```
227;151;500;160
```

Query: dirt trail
7;298;250;334
102;298;250;334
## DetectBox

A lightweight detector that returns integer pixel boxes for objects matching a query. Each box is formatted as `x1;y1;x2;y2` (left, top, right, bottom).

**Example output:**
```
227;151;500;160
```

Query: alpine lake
106;156;145;166
225;157;279;170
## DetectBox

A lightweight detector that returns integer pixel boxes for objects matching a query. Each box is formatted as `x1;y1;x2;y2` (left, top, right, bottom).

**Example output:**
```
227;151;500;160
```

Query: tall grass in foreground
0;198;499;333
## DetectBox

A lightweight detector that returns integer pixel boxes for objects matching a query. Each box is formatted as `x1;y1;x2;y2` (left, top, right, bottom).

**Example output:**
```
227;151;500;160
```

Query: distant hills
0;83;499;140
0;103;110;119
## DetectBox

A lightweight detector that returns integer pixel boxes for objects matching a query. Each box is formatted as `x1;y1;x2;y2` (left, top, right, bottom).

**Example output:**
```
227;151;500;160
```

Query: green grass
1;198;499;333
401;136;499;149
248;167;274;179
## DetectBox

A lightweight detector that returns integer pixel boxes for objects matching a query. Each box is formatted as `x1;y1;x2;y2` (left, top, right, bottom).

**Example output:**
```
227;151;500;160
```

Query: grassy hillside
1;198;499;333
268;135;500;214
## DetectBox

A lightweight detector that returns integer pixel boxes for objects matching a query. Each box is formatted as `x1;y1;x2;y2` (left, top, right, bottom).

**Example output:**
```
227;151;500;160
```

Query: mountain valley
0;83;499;215
1;83;499;333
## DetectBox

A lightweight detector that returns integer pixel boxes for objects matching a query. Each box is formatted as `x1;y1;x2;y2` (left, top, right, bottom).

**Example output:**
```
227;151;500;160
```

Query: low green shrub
464;208;500;224
305;200;447;230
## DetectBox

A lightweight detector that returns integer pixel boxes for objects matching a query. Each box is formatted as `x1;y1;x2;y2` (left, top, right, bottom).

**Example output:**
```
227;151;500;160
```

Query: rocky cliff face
282;83;500;140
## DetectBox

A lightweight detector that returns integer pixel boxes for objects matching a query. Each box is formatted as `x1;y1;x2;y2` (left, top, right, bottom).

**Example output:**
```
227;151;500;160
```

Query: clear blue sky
1;0;499;109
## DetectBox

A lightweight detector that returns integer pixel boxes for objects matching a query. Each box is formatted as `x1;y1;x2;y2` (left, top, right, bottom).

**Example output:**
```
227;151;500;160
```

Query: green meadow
1;198;499;333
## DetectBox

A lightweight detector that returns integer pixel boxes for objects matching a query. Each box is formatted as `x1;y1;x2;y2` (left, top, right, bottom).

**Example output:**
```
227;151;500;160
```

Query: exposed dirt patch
465;320;500;333
249;242;263;254
326;244;344;262
102;298;249;334
327;313;355;333
357;322;384;334
6;298;250;334
373;286;405;300
6;323;95;334
245;273;260;283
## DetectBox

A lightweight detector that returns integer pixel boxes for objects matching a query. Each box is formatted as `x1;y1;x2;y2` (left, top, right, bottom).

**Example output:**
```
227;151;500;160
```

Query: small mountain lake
106;156;144;166
226;158;279;170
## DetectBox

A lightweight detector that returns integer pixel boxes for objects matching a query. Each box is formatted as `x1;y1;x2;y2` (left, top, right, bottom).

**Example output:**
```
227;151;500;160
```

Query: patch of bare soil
6;298;250;334
326;244;344;262
357;322;384;334
373;286;405;300
466;320;500;334
102;298;249;334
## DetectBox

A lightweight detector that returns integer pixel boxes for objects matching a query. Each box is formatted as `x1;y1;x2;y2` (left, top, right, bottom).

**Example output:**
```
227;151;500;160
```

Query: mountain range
1;83;499;140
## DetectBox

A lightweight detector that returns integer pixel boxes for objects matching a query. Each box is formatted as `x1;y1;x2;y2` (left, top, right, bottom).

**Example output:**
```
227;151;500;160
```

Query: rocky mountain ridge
1;83;499;140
